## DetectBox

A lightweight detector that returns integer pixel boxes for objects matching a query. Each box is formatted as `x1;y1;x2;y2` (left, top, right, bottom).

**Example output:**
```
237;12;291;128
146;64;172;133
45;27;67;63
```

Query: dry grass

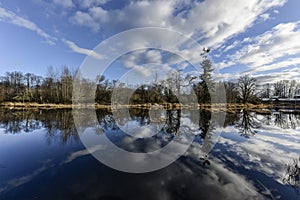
0;102;287;115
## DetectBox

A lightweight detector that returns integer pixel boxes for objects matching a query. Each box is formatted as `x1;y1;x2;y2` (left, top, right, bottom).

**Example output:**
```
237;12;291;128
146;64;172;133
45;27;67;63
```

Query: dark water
0;108;299;200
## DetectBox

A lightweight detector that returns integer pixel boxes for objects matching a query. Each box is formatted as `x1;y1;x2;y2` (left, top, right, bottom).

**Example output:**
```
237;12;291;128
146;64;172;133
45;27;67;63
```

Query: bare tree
237;75;256;103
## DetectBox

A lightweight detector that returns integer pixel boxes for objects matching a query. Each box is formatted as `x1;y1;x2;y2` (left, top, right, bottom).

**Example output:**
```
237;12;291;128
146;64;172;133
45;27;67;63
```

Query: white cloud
75;0;110;9
53;0;74;8
69;0;287;49
178;0;286;47
52;0;110;9
71;11;100;31
239;21;300;68
145;50;163;64
121;49;163;68
67;0;295;82
62;38;106;59
217;20;300;79
249;57;300;73
222;41;241;53
254;67;300;84
71;0;174;32
119;48;197;79
260;13;271;21
0;6;57;45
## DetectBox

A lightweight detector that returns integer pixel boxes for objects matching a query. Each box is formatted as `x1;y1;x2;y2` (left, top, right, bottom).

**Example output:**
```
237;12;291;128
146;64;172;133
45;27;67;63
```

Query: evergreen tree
198;48;214;103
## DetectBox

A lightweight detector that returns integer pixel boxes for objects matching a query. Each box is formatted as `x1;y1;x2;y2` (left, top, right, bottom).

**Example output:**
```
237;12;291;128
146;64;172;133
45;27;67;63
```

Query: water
0;108;299;200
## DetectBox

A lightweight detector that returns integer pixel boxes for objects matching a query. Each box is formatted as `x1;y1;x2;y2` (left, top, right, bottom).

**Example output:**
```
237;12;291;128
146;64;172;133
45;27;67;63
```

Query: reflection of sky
0;113;300;199
0;128;82;193
211;121;300;199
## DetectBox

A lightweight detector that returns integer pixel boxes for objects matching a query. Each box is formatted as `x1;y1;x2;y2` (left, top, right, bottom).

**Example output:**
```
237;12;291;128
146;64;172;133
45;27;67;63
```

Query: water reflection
1;108;300;142
0;108;300;199
0;109;42;133
163;110;181;135
0;109;78;145
274;113;300;129
283;157;300;194
235;110;260;138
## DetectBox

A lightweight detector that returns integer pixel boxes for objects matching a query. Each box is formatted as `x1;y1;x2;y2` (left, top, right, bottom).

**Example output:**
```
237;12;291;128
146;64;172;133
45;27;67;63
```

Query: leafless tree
237;75;256;103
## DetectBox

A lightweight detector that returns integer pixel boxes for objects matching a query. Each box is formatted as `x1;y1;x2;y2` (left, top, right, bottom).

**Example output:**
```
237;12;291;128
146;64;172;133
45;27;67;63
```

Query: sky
0;0;300;84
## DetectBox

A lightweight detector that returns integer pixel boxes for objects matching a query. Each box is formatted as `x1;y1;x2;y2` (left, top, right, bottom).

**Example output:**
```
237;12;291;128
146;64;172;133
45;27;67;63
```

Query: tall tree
198;48;214;103
237;75;256;103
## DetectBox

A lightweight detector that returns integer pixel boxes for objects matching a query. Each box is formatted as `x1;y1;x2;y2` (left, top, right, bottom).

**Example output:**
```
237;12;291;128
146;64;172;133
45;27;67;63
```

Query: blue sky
0;0;300;84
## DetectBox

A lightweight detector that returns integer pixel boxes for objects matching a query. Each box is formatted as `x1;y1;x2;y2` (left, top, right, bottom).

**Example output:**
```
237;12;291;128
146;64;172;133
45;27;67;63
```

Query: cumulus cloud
178;0;286;47
0;6;57;45
69;0;287;48
66;0;289;80
121;49;163;68
70;0;174;32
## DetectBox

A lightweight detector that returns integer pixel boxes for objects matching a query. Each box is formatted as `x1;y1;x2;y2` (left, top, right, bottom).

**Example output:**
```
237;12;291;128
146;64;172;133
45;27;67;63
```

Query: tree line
1;60;299;105
259;80;300;99
0;66;75;104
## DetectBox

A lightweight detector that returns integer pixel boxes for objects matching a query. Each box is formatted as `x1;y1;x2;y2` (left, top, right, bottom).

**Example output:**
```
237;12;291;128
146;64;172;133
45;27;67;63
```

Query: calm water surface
0;108;299;200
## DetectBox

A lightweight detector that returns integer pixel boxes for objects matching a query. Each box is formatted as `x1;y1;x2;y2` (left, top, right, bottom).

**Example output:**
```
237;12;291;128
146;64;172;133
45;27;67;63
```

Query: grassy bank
0;102;272;113
1;102;300;115
0;102;111;109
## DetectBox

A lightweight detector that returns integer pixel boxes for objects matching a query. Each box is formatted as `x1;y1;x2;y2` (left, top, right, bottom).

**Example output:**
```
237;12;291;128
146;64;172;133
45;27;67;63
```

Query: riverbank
0;102;110;109
0;102;299;115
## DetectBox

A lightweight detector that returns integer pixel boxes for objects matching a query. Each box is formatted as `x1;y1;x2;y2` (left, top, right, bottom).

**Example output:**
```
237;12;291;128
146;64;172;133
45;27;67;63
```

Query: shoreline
0;102;262;108
1;102;300;114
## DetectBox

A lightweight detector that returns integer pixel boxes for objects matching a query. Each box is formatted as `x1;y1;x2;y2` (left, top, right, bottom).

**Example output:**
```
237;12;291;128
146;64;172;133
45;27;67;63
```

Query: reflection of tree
223;112;239;127
129;108;150;126
158;108;215;166
274;113;286;129
283;157;300;194
263;115;272;126
0;109;79;145
257;113;300;129
274;113;300;129
198;110;212;139
0;109;42;134
42;109;78;145
185;109;219;165
162;110;181;135
198;110;216;163
96;109;119;131
235;110;260;138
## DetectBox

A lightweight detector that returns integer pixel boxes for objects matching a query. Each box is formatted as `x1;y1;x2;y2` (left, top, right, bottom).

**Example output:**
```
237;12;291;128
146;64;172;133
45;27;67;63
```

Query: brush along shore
0;102;283;114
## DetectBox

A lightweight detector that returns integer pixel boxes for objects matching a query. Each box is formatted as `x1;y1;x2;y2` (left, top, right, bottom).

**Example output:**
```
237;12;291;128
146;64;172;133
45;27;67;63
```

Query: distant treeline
0;66;74;104
259;80;300;99
1;63;299;105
